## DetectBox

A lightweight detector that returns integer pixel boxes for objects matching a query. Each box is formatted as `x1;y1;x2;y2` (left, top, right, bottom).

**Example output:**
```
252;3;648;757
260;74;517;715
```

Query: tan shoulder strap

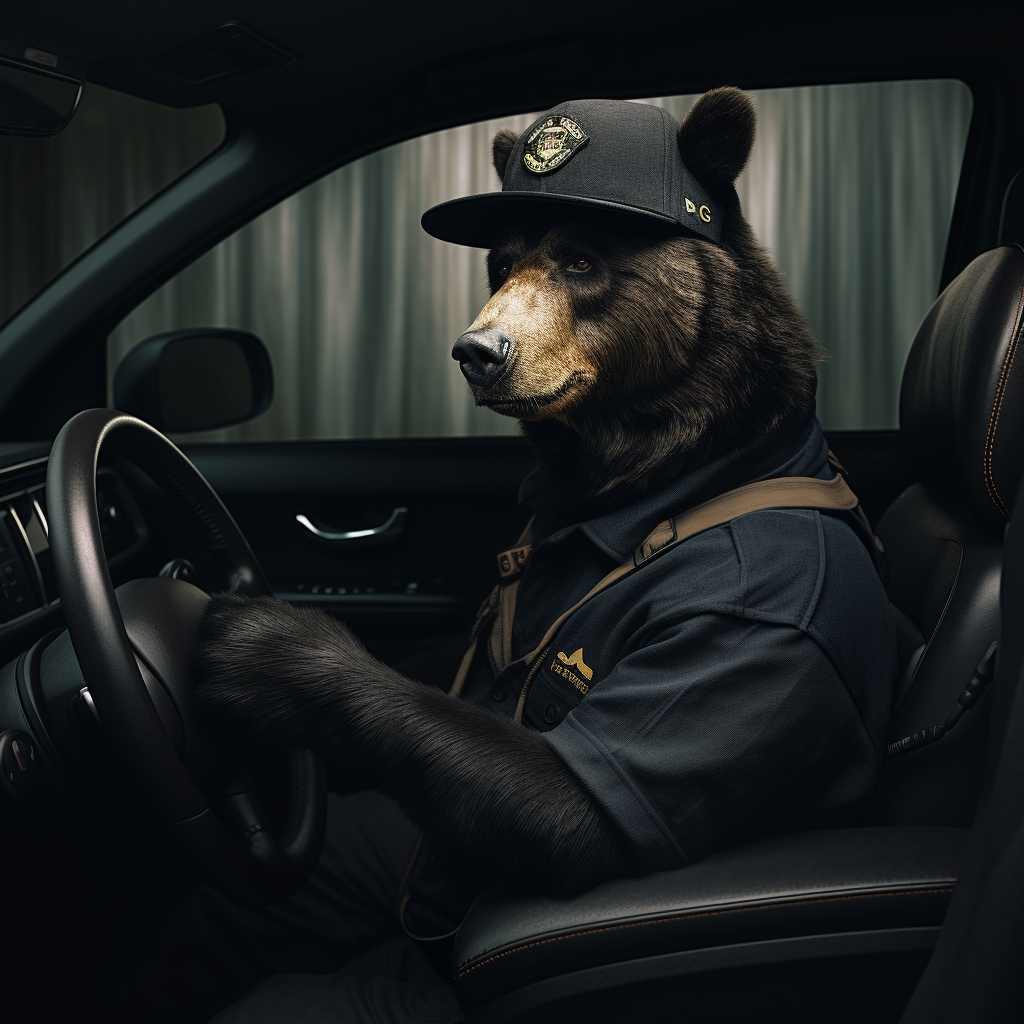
510;472;860;721
634;471;858;563
448;517;534;699
449;472;861;715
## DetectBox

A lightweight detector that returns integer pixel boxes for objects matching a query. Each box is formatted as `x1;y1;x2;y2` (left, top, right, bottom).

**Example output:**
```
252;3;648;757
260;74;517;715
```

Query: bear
188;87;896;1020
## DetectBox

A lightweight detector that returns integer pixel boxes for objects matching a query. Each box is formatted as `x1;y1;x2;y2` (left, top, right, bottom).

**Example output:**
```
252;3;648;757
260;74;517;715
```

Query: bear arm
195;594;629;897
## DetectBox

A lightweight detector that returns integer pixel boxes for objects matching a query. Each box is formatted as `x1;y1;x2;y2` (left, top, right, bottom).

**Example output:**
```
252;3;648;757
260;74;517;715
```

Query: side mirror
114;329;274;433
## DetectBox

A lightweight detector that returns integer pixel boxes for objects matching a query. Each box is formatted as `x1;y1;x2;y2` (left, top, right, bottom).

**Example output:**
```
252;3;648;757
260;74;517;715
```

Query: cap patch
522;116;589;175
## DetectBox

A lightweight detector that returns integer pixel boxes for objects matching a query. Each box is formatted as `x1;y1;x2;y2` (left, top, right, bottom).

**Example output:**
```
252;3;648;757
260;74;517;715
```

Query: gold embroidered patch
522;116;589;175
557;648;593;680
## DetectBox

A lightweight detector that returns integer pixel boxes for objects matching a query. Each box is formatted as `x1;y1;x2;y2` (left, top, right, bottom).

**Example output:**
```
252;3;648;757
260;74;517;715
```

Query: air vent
0;511;41;624
149;23;294;84
7;489;53;604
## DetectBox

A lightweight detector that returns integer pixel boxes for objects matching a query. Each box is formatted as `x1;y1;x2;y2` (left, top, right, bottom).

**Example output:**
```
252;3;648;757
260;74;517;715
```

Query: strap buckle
634;519;678;566
497;544;532;580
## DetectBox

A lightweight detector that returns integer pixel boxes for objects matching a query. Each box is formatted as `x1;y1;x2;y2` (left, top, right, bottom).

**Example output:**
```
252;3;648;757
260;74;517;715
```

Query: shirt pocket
523;658;590;732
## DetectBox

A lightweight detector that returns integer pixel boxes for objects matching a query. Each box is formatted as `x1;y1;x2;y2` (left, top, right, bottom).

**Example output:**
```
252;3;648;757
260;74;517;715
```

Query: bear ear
677;87;756;195
492;129;519;183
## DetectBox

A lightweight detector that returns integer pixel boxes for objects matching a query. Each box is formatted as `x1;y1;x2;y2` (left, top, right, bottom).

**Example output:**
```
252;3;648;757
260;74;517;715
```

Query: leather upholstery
872;248;1024;828
453;826;965;1011
899;430;1024;1024
874;486;1002;827
900;246;1024;536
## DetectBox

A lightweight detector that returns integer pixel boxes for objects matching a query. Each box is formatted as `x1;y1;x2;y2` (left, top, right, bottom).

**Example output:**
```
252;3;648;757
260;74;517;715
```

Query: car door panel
184;437;537;658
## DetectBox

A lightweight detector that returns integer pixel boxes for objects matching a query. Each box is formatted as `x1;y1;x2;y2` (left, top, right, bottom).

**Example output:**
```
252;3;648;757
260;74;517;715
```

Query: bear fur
197;87;820;897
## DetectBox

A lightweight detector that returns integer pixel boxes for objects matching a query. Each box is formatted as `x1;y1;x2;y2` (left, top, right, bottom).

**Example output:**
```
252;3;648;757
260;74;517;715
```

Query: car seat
451;246;1024;1024
900;362;1024;1022
874;245;1024;828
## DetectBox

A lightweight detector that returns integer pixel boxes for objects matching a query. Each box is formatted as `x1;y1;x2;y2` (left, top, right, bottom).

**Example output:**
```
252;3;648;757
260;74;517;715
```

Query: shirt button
544;703;560;724
491;689;506;702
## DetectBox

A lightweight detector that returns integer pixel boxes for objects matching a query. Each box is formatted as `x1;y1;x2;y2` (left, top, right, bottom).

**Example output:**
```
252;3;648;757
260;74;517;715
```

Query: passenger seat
874;244;1024;828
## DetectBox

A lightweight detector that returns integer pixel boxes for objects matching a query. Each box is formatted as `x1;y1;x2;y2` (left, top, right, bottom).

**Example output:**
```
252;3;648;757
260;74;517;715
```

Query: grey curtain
24;79;971;442
727;81;972;430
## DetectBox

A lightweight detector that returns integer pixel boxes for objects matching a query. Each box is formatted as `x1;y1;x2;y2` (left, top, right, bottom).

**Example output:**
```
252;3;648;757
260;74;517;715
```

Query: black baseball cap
421;98;725;249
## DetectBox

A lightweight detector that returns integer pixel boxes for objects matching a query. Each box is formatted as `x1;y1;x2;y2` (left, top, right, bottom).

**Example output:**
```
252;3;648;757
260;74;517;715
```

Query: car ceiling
1;1;1023;121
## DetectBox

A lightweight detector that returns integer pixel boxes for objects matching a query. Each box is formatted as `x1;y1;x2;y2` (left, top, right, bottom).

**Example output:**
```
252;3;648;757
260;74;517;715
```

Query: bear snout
452;327;512;387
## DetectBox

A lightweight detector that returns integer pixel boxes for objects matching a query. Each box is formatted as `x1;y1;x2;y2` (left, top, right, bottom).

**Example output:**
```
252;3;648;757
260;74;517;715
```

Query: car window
0;82;224;329
107;78;972;442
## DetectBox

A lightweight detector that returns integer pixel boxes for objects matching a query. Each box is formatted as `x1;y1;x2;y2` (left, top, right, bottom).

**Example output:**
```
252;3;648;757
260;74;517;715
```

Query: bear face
454;89;823;511
465;218;706;421
463;219;704;423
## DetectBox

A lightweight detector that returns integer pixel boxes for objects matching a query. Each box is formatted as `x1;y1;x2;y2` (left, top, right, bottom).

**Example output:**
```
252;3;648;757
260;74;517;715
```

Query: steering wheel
43;408;326;903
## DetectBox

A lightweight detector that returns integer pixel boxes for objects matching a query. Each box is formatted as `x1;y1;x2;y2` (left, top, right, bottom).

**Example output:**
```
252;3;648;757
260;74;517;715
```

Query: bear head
453;89;822;511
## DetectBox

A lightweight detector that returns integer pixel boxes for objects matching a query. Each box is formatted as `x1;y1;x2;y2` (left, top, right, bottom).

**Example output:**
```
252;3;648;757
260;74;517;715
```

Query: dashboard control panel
0;460;144;631
0;512;39;623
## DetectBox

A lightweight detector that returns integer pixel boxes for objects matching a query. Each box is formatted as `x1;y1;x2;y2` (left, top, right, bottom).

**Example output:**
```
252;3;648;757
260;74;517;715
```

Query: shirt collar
527;414;830;564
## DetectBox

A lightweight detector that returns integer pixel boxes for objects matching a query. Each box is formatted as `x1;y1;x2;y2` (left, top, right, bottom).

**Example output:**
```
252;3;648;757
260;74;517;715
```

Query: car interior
0;3;1023;1022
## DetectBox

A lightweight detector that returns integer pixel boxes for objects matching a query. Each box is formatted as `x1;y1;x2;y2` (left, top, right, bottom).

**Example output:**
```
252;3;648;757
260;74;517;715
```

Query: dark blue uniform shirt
461;414;897;873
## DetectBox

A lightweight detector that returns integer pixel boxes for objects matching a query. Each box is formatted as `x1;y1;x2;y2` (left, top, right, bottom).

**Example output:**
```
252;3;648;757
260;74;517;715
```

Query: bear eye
568;258;592;273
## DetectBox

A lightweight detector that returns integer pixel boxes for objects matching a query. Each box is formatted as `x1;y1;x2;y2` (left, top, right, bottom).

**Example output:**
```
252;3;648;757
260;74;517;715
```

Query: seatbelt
451;467;866;722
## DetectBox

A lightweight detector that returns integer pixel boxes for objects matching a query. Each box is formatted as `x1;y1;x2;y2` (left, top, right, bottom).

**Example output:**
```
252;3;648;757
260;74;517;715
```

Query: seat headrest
901;246;1024;535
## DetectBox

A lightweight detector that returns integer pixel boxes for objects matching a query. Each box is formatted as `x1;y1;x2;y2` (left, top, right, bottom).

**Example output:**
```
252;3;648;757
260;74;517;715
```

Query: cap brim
421;191;681;248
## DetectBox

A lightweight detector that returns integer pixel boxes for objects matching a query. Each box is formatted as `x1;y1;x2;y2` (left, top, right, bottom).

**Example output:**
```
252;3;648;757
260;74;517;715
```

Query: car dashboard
0;445;200;668
1;457;145;623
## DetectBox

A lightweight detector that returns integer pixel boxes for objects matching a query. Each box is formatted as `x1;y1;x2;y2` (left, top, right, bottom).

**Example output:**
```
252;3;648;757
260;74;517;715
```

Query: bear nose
452;328;512;387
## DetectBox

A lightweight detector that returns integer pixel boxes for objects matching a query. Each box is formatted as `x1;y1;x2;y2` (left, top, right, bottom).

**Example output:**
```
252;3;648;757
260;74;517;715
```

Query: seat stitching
983;271;1024;519
453;886;954;979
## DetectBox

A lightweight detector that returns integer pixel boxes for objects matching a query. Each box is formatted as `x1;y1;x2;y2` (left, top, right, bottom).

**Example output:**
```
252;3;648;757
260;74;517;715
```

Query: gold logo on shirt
557;648;593;680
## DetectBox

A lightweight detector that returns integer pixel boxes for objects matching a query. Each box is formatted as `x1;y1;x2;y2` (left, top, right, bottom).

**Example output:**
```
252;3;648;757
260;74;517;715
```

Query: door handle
295;507;408;543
